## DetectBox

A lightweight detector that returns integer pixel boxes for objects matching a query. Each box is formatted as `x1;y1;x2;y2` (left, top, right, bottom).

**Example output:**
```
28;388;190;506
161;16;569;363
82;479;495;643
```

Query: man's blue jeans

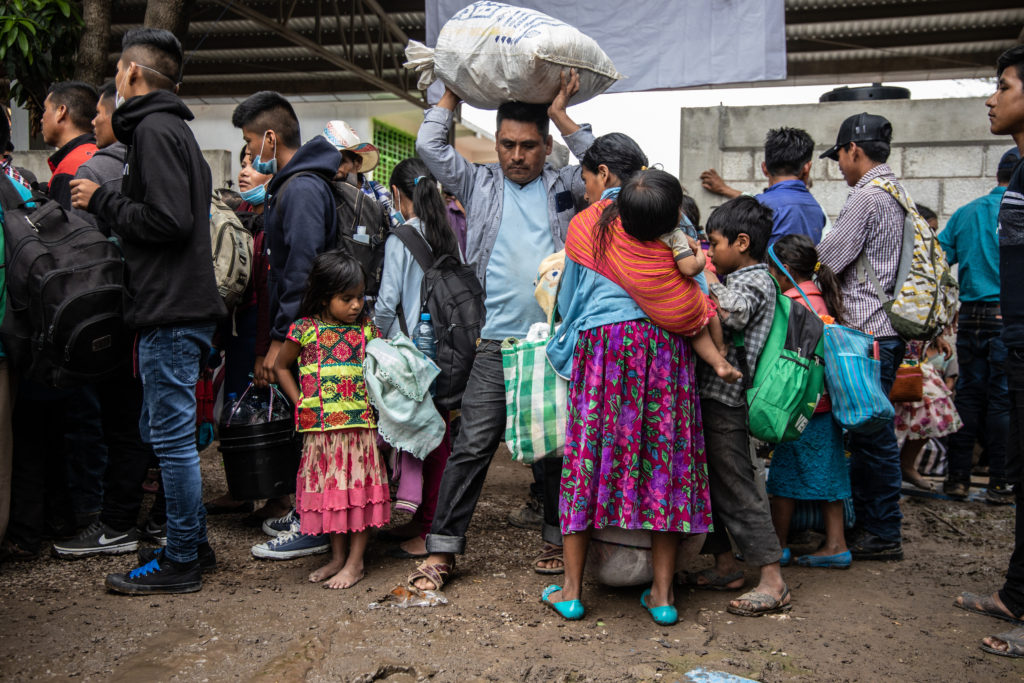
137;324;215;564
847;337;905;544
946;303;1008;486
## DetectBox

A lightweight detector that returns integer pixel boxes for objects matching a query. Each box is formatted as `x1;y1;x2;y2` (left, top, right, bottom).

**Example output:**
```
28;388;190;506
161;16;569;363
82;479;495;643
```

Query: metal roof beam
787;8;1024;40
207;0;423;107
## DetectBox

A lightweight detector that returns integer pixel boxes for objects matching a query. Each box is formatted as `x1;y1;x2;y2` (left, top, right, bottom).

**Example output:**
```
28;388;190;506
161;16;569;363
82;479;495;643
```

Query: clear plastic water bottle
413;313;437;396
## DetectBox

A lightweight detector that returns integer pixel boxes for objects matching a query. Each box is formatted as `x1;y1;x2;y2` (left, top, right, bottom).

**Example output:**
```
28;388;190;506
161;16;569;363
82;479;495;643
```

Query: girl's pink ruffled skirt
296;428;390;534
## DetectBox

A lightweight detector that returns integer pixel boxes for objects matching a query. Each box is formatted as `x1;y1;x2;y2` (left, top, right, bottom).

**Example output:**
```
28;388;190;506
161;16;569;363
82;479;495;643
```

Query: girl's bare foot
902;468;934;491
715;360;743;384
324;564;365;589
309;557;345;583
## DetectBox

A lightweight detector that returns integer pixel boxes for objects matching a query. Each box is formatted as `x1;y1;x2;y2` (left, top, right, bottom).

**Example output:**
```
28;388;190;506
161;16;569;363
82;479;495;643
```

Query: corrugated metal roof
104;0;1023;100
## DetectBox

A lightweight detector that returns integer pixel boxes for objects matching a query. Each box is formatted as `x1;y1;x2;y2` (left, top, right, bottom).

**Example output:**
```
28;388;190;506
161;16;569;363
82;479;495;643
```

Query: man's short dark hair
998;165;1016;185
915;203;937;223
121;28;183;89
47;81;99;132
705;195;773;261
98;81;116;103
496;101;549;138
231;91;302;149
996;45;1024;84
764;127;815;176
846;139;891;164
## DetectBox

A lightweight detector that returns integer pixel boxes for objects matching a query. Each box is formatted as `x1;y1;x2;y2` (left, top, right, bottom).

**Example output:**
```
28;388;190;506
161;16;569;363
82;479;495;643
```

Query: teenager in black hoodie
71;28;225;594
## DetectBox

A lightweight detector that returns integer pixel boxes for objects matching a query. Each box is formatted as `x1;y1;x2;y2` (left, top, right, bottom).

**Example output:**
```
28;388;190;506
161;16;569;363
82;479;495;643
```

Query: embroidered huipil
286;318;378;432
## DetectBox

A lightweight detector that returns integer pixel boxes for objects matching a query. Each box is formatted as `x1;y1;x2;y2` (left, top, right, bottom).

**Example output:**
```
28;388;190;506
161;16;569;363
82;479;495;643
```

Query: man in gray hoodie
72;82;126;235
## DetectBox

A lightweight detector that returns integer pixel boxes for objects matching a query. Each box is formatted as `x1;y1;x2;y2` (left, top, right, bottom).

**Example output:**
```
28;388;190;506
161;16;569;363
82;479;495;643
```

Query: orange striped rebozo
564;199;712;338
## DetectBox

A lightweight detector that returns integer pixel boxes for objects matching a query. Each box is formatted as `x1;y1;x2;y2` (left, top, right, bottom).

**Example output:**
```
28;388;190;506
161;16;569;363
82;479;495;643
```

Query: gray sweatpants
700;398;782;567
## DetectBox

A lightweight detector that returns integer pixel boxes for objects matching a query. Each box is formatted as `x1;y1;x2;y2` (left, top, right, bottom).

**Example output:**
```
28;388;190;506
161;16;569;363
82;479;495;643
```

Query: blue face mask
251;132;277;175
239;183;267;206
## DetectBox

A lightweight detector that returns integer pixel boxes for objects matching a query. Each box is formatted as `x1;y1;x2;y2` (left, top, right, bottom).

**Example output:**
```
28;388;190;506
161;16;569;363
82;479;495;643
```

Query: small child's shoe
541;584;584;620
795;550;852;569
640;588;678;626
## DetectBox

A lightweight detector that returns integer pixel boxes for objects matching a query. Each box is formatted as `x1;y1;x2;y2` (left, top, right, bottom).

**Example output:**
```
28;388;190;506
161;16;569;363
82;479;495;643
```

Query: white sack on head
404;1;623;110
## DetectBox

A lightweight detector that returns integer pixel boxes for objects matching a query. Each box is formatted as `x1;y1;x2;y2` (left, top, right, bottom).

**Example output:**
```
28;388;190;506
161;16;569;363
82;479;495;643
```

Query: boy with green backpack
683;196;792;617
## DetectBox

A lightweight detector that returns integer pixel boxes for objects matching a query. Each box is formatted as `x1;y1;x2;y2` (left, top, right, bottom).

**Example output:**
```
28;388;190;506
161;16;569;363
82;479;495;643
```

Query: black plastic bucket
218;418;301;500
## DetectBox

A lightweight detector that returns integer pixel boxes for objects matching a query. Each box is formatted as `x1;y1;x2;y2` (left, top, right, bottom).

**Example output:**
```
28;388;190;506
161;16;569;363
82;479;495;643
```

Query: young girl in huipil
274;251;390;589
765;234;851;569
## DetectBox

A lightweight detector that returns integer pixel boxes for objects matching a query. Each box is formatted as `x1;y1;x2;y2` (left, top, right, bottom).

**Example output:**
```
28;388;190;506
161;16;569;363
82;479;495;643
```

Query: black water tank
819;83;910;103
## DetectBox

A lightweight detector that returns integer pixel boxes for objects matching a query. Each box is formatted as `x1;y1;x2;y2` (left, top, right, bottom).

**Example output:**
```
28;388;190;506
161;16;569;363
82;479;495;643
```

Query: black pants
97;362;165;531
7;384;72;552
998;347;1024;614
426;344;561;555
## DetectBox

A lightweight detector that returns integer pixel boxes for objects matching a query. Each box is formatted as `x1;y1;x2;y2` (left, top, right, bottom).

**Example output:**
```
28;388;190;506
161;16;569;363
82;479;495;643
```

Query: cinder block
722;151;755;181
810;181;852;220
985;143;1018;177
886;147;903;177
942;178;997;215
901;179;940;211
809;157;828;181
904;146;983;179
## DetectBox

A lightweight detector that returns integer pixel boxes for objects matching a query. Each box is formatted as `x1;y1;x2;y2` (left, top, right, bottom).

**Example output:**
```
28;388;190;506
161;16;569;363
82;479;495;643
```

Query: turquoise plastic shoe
781;547;792;566
640;588;679;626
541;584;584;620
795;550;852;569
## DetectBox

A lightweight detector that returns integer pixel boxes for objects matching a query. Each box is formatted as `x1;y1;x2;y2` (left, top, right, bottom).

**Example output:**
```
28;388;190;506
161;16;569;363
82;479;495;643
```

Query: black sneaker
139;518;167;546
986;483;1015;505
137;543;217;571
105;557;201;595
52;521;140;559
849;531;903;561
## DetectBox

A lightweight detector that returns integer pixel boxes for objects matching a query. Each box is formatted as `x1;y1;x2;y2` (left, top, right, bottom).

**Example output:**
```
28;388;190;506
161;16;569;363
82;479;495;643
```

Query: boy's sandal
533;543;565;575
640;588;678;626
955;592;1024;625
541;584;584;620
407;561;453;592
677;568;745;591
981;627;1024;658
727;586;792;617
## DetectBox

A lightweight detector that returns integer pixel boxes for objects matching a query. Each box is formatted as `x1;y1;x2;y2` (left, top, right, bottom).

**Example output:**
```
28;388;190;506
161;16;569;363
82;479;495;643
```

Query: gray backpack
209;195;254;310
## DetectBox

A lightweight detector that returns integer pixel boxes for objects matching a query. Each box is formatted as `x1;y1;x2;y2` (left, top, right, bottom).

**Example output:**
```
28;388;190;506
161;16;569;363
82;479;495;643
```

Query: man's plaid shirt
817;164;907;337
698;264;776;407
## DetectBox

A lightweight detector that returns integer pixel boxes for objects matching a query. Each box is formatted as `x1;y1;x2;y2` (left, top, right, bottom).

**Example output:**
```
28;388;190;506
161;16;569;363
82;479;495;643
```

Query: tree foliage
0;0;84;133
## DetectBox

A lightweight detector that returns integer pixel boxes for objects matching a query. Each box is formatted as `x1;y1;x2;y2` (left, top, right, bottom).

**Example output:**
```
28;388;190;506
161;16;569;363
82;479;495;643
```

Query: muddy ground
1;444;1023;682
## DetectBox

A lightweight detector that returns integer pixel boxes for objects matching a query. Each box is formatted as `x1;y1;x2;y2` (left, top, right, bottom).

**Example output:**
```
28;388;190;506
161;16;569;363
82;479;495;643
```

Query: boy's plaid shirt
697;264;776;407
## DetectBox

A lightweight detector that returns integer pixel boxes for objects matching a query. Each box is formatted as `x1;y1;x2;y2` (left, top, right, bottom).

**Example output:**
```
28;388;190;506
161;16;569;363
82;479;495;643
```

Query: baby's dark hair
770;234;845;324
299;250;366;319
594;169;682;260
705;196;773;262
680;193;700;231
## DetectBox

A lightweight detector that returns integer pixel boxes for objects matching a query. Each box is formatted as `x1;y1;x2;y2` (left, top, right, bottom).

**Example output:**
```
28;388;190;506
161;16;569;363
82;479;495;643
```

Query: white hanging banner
424;0;787;94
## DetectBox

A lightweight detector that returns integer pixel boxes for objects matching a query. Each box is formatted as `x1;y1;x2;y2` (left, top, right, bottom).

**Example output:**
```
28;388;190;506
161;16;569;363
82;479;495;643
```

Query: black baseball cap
820;112;893;160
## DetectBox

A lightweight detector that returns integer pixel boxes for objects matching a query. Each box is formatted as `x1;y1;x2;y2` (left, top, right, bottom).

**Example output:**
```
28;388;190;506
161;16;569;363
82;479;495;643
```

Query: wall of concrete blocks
680;96;1014;230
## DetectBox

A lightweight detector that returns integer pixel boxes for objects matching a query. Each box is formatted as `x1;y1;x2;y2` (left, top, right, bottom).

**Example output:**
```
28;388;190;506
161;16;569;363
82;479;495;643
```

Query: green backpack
736;265;826;444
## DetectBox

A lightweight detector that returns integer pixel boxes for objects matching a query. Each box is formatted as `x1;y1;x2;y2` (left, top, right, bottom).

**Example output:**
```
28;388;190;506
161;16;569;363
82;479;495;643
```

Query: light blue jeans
138;324;215;564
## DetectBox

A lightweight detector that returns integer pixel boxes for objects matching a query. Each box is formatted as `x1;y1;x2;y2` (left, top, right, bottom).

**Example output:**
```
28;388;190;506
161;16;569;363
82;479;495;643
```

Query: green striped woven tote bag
501;321;567;464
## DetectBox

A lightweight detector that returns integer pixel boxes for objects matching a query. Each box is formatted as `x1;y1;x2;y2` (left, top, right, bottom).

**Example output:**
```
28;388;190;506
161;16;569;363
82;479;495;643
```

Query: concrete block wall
680;97;1014;229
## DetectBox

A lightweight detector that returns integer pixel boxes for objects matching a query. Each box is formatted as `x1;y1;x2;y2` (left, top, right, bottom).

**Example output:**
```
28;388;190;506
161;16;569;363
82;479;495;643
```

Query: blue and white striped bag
822;324;894;434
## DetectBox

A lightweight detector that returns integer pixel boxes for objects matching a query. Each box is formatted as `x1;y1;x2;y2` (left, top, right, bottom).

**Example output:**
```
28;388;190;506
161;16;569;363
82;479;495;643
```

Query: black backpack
277;172;390;296
0;181;130;387
392;224;485;410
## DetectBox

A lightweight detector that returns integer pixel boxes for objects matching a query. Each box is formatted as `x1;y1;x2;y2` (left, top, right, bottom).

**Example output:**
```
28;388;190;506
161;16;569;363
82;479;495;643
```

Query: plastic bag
588;528;706;587
224;381;293;426
404;1;623;109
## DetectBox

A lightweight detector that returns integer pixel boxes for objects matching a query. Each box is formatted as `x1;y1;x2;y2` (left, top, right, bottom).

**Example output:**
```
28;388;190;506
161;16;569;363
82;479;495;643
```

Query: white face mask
114;68;128;109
